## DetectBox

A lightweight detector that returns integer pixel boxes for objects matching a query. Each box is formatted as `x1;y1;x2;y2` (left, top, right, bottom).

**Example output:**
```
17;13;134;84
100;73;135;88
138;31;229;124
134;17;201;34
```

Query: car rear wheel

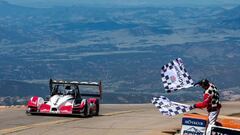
95;99;99;116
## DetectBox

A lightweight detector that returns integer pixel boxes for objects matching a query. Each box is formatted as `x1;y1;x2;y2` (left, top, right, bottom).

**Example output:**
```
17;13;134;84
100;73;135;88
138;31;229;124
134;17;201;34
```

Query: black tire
83;102;89;117
26;110;32;115
26;107;36;115
95;99;99;116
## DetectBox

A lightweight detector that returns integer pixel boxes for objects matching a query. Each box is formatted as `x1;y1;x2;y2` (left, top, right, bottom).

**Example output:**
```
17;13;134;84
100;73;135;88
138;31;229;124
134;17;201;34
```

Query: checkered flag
151;96;194;116
161;58;194;93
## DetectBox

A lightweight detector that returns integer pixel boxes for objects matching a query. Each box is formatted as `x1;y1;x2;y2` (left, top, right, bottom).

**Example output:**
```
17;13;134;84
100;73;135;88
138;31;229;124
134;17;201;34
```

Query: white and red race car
26;79;102;117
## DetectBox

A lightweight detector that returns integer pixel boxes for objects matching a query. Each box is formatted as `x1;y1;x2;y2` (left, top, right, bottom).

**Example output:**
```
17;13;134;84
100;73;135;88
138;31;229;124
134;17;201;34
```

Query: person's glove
191;104;196;109
194;83;199;87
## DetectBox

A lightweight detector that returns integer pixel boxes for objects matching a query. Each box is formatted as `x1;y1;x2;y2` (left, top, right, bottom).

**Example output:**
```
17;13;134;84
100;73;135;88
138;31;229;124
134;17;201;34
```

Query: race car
26;79;102;117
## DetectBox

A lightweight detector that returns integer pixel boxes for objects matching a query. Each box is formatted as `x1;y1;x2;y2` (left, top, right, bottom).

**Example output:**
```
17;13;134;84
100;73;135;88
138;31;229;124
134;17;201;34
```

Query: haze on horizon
3;0;240;8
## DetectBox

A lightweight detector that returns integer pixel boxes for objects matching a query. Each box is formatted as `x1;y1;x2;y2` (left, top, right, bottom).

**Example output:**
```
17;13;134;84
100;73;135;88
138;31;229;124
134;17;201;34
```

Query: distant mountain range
0;80;47;97
215;6;240;29
0;1;240;104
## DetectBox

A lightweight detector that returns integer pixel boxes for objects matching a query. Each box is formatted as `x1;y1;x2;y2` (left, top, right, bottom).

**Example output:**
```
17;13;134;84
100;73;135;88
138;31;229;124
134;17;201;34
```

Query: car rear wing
49;79;102;99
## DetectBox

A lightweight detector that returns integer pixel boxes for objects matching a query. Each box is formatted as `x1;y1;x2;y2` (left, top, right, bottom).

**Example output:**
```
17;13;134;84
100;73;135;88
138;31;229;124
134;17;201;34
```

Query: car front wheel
83;103;89;117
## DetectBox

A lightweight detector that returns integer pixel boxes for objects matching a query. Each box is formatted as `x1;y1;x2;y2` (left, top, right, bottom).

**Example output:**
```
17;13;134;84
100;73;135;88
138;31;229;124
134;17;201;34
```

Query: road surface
0;102;239;135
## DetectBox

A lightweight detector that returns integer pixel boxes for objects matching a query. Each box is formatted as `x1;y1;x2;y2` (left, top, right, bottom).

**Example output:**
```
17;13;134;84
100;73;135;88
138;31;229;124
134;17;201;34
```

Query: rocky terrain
0;1;240;104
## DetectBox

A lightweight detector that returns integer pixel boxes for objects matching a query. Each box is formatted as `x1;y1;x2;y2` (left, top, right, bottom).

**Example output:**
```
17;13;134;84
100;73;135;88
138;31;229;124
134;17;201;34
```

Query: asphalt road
0;103;239;135
0;104;179;135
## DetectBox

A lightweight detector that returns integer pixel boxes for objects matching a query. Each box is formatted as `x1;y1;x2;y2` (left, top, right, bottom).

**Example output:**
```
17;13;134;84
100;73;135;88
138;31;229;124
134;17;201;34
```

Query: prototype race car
26;79;102;117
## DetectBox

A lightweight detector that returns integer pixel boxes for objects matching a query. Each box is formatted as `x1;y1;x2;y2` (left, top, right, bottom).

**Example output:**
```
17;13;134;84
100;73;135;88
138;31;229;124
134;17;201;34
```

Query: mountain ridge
0;3;240;104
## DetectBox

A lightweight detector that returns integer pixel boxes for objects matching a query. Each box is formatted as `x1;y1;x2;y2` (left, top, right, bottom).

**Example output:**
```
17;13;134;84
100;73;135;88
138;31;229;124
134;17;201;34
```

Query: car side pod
72;99;87;114
26;96;44;114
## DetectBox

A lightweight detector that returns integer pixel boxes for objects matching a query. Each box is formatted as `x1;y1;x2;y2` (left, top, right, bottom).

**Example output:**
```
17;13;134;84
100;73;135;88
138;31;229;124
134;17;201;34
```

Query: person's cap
199;79;209;87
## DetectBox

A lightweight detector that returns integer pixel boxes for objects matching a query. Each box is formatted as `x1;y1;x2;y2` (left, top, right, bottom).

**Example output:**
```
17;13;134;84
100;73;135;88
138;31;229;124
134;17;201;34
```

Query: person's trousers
206;109;220;135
